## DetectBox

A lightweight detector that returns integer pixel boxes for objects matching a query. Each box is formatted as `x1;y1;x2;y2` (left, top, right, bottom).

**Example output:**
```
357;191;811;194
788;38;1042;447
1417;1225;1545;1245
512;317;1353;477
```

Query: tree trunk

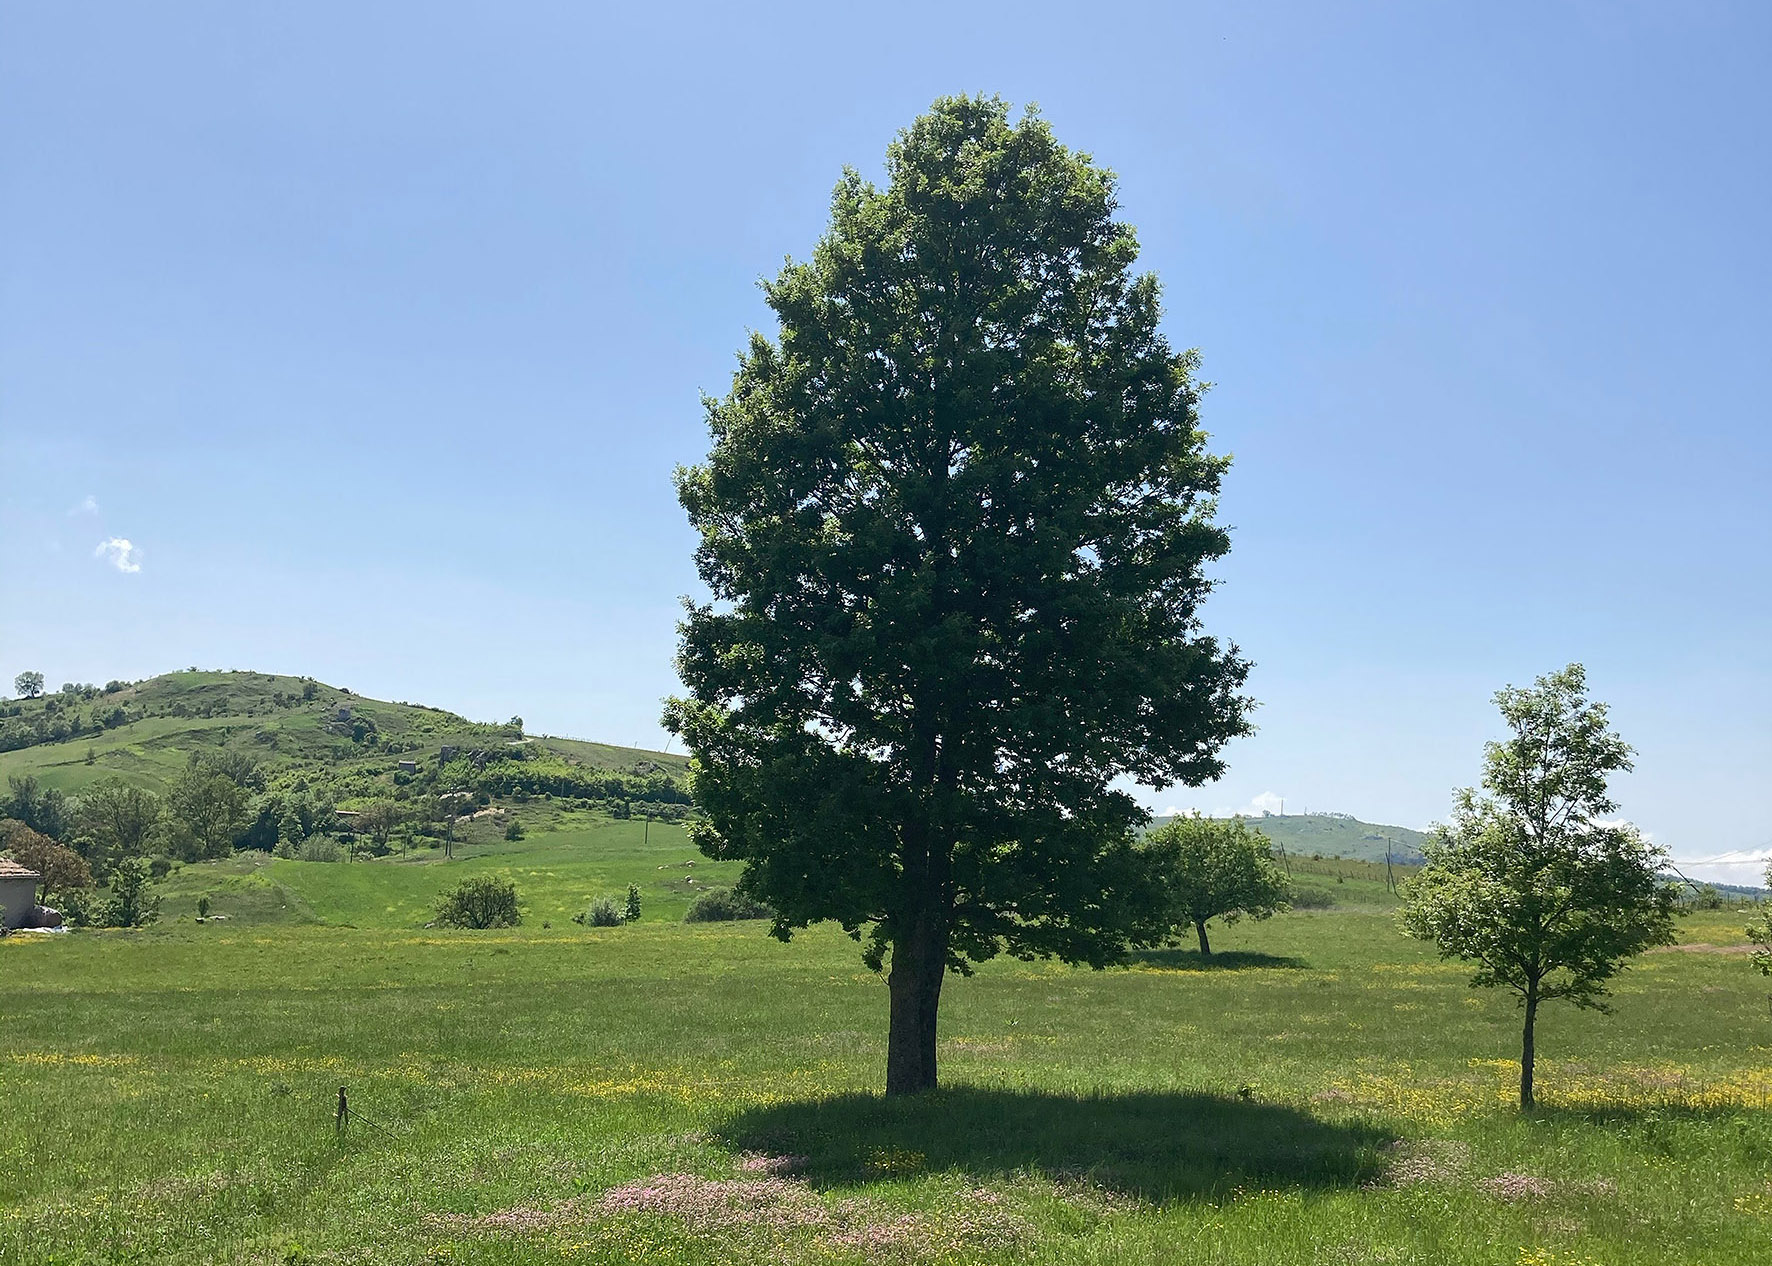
885;914;948;1096
1195;919;1212;958
1520;985;1539;1110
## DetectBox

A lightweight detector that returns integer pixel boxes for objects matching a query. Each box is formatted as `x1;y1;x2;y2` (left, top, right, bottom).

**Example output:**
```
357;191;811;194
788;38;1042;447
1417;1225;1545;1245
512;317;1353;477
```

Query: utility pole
1385;837;1396;895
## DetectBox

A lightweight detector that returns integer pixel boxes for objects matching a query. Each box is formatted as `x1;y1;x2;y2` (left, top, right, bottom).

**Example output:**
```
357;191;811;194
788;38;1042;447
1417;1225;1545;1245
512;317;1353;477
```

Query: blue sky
2;2;1766;879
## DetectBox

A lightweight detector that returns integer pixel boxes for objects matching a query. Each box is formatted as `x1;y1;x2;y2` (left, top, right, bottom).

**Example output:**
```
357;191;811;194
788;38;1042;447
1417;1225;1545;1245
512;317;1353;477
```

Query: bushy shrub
436;875;520;929
586;897;623;927
98;857;161;928
297;837;342;863
504;820;524;841
684;888;773;923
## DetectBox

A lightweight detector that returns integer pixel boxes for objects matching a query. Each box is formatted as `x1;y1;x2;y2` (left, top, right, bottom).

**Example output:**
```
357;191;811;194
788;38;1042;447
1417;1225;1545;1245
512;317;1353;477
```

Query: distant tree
503;819;524;841
167;766;250;861
435;875;520;929
4;774;70;840
664;96;1251;1095
13;671;44;699
1748;862;1772;978
1;820;94;899
278;802;306;851
624;883;642;923
358;799;404;851
507;716;523;734
1401;665;1678;1109
98;856;160;928
75;780;163;873
1145;815;1290;956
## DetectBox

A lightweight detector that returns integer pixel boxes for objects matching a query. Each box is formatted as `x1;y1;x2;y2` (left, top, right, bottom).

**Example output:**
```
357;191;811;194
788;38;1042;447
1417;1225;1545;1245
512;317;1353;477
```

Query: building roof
0;859;42;881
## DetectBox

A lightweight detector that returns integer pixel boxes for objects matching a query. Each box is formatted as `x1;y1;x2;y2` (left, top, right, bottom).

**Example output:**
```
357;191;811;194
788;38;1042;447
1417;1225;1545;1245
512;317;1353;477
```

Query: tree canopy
1145;815;1289;956
1747;862;1772;978
1401;664;1677;1108
666;96;1251;1094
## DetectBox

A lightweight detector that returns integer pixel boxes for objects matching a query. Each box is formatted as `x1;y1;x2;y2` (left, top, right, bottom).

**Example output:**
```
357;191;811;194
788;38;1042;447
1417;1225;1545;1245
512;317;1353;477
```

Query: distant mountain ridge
1151;811;1431;864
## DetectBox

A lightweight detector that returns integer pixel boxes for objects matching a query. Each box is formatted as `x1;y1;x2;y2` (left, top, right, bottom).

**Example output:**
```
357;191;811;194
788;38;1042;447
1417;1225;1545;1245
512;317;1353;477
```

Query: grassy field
4;816;1771;1266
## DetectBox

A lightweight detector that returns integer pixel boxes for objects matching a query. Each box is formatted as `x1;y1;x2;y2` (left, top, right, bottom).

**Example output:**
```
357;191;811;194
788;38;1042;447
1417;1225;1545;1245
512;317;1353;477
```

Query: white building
0;858;42;930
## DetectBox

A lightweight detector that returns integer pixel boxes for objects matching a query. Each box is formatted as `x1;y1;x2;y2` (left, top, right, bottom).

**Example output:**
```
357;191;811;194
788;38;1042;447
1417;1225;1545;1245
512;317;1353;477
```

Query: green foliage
74;780;165;874
435;875;520;929
13;670;43;699
166;760;252;861
683;887;774;923
503;818;525;841
1748;864;1772;977
1145;816;1290;956
624;883;642;922
4;773;70;839
98;856;161;928
665;95;1250;1094
585;896;623;927
1;818;94;899
1400;664;1678;1107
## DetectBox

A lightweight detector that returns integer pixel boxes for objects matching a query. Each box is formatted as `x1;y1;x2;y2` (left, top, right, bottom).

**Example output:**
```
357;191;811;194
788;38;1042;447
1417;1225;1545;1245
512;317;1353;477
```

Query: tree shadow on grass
1126;948;1309;971
715;1087;1391;1203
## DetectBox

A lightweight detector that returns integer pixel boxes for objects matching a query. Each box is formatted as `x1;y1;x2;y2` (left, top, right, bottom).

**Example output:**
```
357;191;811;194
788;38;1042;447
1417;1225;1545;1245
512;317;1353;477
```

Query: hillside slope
0;670;687;799
1152;812;1432;863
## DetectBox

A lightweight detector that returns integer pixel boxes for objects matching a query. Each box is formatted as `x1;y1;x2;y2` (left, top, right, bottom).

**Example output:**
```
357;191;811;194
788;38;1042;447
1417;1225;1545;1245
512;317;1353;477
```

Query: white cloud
1155;791;1288;820
94;537;142;573
69;495;99;516
1247;791;1285;817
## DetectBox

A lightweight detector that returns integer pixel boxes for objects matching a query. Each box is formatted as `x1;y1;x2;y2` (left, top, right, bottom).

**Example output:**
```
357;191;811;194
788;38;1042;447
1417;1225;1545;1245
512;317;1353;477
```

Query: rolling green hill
1153;812;1432;864
0;669;687;800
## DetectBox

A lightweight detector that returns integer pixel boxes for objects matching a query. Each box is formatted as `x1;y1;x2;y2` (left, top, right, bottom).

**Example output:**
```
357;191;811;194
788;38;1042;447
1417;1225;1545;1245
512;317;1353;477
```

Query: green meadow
4;816;1770;1266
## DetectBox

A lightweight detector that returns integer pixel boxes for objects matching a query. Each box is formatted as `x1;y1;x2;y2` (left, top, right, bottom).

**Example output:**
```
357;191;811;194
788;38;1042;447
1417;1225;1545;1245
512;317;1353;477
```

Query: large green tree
74;779;164;873
167;764;250;861
1401;664;1677;1109
1145;815;1289;956
666;97;1251;1095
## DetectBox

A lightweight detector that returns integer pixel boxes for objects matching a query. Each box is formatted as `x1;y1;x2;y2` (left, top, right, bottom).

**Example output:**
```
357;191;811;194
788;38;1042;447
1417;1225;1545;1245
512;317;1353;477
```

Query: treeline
0;680;133;752
461;755;691;806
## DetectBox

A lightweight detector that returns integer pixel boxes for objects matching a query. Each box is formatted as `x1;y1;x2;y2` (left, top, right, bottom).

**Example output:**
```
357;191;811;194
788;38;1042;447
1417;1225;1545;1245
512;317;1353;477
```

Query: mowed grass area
148;814;741;928
3;829;1771;1265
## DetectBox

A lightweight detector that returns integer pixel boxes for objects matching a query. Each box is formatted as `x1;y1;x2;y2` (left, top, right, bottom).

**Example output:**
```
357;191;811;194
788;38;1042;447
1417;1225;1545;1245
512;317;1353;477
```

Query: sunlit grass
3;874;1768;1263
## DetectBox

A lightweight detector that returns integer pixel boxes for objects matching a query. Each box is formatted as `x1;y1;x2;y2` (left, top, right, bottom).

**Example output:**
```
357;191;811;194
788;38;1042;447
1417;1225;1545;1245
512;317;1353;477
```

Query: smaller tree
1401;665;1678;1109
436;875;520;929
358;799;404;852
624;883;642;923
1747;862;1772;978
14;671;44;699
98;856;161;928
1145;815;1289;956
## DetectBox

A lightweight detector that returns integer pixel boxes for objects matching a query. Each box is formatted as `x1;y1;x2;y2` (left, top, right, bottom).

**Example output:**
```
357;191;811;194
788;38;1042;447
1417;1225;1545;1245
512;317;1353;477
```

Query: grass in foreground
2;887;1769;1263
